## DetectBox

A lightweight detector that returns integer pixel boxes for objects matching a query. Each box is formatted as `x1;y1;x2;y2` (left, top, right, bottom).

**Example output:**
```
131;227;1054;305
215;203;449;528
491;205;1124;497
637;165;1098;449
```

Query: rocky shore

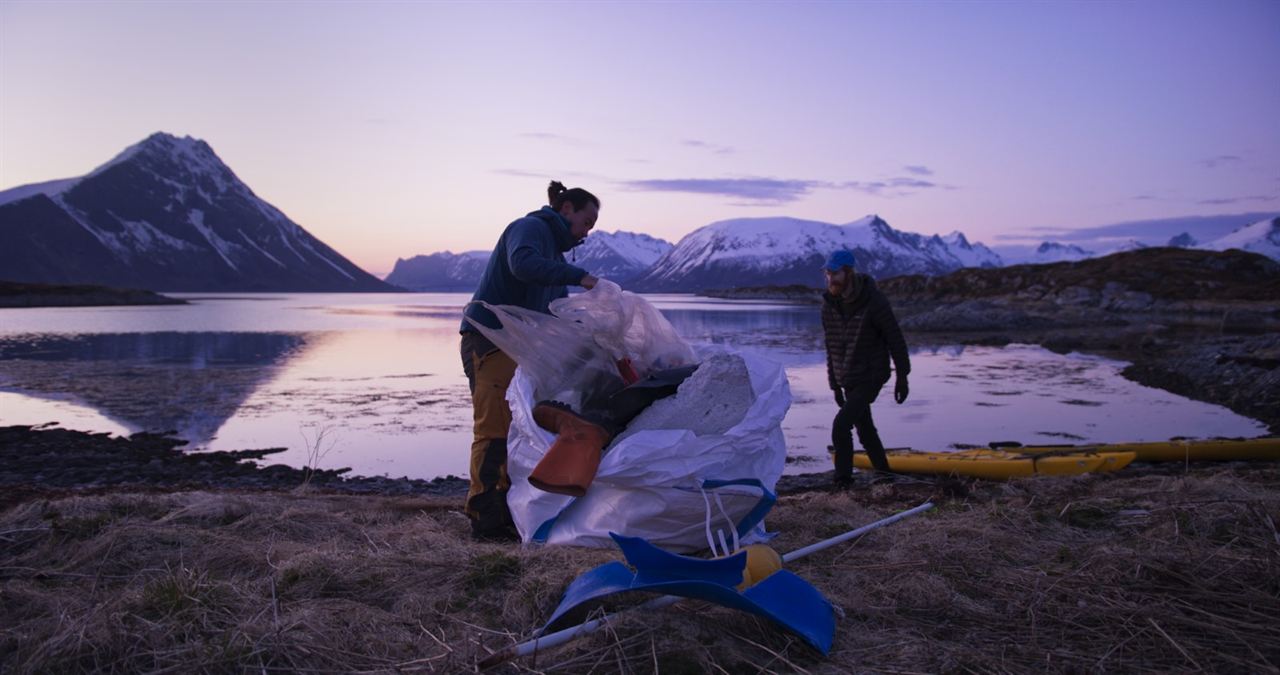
0;281;185;308
0;424;912;508
0;425;468;510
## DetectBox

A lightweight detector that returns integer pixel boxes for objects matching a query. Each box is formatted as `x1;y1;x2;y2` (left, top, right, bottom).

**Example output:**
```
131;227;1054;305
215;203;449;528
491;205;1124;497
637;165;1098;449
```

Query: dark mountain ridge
0;132;394;292
879;247;1280;305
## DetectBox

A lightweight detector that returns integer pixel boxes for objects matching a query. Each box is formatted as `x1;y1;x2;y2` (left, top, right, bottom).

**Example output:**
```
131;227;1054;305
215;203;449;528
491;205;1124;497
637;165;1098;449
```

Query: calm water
0;293;1267;478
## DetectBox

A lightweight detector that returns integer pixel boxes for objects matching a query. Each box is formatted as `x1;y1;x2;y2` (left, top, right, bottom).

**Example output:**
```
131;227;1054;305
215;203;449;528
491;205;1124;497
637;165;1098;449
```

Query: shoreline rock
0;423;868;505
0;425;469;510
0;280;186;308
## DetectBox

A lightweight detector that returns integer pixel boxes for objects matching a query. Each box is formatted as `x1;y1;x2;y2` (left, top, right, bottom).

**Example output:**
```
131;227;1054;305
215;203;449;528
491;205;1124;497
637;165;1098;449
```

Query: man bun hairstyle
548;180;601;211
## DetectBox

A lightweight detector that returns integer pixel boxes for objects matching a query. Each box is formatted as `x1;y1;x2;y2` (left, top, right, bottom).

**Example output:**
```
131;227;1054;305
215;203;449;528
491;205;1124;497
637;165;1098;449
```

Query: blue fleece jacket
460;206;589;333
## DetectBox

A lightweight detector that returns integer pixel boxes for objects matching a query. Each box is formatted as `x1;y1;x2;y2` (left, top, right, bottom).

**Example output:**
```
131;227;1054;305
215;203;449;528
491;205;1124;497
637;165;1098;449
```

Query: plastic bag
465;279;695;409
548;280;695;374
506;346;791;553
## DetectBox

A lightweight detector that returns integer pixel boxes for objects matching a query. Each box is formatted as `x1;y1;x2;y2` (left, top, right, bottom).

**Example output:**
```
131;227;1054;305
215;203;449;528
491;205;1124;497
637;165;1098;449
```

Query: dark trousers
461;332;516;537
832;377;891;476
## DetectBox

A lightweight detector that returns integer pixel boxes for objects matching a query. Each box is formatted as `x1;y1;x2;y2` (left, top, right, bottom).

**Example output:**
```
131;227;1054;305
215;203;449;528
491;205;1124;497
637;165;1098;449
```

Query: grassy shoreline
2;463;1278;673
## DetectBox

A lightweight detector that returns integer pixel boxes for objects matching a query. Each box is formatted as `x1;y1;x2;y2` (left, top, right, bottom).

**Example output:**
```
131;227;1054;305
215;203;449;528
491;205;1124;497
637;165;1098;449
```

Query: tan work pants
461;338;517;535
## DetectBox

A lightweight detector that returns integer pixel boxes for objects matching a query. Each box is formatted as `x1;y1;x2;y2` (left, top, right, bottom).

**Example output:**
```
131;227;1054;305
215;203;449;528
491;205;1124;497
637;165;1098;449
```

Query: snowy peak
74;131;254;208
0;132;222;207
630;215;1002;292
943;230;1003;268
994;216;1280;266
90;132;222;178
1108;239;1149;254
579;230;672;268
572;230;673;282
1031;242;1094;263
1206;216;1280;260
0;177;79;207
0;132;391;291
387;230;672;290
385;250;490;290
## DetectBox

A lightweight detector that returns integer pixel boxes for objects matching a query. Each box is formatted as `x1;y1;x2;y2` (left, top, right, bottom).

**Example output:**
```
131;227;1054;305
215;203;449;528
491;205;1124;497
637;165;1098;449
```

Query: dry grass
2;464;1279;673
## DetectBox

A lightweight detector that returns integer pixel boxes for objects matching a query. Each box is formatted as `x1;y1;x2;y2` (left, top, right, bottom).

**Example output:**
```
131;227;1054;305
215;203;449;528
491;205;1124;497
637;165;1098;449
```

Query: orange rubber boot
529;402;613;497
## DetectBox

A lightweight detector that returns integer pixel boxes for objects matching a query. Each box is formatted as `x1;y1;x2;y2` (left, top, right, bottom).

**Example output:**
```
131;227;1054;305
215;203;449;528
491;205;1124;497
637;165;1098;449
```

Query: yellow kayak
853;449;1135;479
998;437;1280;463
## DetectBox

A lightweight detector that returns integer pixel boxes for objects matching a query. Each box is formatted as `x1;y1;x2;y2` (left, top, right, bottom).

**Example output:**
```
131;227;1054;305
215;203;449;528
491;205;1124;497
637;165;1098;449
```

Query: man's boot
529;401;613;497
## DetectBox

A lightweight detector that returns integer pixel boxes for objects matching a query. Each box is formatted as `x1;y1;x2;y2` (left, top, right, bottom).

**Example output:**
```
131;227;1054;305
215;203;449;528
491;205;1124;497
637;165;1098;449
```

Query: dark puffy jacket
460;206;588;333
821;274;911;391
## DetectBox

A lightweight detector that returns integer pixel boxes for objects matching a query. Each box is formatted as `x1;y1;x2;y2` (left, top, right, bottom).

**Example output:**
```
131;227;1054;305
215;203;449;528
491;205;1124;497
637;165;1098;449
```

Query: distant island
0;280;186;308
700;284;823;303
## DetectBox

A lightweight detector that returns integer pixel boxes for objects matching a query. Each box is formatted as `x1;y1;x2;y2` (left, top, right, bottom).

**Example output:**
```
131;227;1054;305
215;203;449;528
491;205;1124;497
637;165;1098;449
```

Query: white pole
781;500;934;563
482;594;682;667
478;500;934;670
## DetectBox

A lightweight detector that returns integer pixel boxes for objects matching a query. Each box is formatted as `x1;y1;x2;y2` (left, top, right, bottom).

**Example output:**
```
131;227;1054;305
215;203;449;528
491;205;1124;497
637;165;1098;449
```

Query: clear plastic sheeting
466;279;695;410
547;279;694;372
506;346;791;552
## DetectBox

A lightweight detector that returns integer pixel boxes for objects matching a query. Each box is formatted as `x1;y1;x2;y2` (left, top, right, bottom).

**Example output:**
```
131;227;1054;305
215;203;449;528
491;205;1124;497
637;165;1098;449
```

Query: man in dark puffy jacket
459;181;600;540
820;249;911;483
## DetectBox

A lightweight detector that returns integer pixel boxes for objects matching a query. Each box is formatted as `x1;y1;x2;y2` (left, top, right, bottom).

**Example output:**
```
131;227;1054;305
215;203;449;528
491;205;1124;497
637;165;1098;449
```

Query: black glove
894;376;909;404
833;387;846;408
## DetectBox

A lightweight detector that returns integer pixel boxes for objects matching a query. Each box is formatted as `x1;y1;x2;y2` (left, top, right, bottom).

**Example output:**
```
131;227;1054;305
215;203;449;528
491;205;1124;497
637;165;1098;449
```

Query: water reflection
779;343;1269;469
203;328;472;478
0;332;305;445
0;294;1270;480
0;332;304;364
660;306;823;361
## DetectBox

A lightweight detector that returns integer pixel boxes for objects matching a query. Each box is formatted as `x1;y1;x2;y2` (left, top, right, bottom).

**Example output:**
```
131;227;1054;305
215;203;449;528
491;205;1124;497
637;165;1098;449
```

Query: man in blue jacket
459;181;600;540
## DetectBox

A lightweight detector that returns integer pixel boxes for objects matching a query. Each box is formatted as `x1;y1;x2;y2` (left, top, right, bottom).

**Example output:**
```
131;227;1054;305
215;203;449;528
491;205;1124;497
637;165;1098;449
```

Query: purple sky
2;1;1277;275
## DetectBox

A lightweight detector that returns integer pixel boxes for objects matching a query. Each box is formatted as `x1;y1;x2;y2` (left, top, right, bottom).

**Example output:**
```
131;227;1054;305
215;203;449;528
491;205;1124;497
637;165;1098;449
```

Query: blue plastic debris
544;533;835;654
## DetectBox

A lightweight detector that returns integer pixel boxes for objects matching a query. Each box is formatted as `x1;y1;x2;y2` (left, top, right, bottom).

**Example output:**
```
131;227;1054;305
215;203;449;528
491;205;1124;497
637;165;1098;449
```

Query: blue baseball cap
823;250;857;271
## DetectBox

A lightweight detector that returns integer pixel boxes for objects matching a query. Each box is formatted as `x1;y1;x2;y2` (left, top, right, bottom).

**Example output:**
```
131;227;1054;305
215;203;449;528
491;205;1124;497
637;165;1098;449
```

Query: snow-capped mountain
1204;216;1280;261
0;132;393;291
384;250;489;291
998;242;1096;265
941;231;1002;268
386;230;673;291
1167;232;1199;248
1107;239;1149;254
571;230;673;282
628;215;1000;292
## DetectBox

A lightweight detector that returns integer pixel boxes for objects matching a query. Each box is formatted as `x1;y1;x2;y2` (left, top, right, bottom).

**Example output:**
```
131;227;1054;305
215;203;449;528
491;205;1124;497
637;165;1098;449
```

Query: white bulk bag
506;347;791;553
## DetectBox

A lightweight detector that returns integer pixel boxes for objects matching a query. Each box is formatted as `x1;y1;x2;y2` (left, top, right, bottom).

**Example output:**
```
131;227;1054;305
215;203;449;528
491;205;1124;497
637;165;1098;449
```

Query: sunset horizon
3;1;1277;276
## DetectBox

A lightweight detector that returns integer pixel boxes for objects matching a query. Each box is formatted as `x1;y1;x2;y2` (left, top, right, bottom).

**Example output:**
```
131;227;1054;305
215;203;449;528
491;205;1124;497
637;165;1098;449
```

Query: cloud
619;172;952;203
492;168;546;178
1199;155;1243;169
493;168;613;184
840;177;943;195
1130;195;1157;201
519;132;592;146
621;178;823;203
682;139;735;155
903;165;934;176
892;178;937;189
1197;195;1277;205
